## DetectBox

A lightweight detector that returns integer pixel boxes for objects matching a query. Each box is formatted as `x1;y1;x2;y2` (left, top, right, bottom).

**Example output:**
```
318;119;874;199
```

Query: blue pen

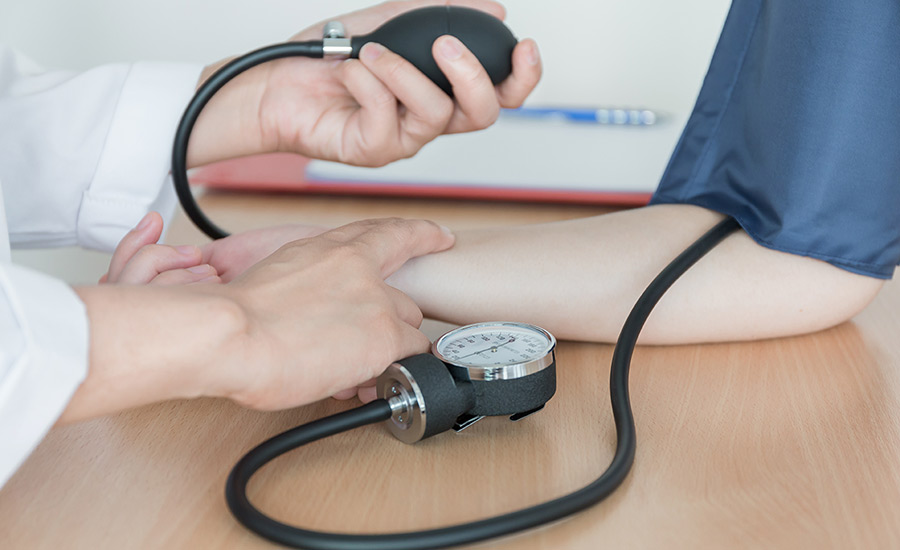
501;106;658;125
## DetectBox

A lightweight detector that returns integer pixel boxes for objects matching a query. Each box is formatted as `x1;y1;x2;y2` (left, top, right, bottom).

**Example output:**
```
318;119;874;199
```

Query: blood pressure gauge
433;322;556;378
376;322;557;443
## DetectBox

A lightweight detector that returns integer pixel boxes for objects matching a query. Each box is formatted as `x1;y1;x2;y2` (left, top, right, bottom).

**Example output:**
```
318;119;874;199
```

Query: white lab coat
0;45;200;486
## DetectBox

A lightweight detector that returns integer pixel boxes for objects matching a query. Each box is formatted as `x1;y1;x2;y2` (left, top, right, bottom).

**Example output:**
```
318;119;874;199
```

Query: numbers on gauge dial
437;328;550;367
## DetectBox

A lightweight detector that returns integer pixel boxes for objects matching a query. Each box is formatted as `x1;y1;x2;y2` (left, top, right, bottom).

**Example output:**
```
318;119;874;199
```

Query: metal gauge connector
322;20;351;57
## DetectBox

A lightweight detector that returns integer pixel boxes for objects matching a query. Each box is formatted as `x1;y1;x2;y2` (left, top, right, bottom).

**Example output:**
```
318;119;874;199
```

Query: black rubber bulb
349;6;517;95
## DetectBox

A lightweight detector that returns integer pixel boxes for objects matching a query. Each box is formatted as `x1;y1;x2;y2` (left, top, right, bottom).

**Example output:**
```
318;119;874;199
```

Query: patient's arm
388;204;885;344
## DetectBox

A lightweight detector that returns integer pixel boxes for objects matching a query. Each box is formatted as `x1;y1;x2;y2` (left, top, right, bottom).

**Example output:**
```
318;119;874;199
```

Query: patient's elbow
642;235;888;344
737;257;886;341
811;268;884;330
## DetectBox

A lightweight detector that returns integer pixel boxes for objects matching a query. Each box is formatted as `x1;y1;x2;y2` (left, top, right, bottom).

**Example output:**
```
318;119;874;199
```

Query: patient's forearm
389;204;884;344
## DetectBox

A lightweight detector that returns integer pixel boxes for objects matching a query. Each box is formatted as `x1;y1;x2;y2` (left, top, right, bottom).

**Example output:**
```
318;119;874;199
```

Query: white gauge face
433;322;555;369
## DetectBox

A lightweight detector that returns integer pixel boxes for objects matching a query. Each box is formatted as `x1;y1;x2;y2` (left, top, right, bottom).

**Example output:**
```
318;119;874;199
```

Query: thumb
106;212;164;282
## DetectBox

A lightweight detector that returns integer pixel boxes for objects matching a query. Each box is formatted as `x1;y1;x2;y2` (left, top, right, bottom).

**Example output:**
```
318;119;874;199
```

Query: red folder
190;153;652;206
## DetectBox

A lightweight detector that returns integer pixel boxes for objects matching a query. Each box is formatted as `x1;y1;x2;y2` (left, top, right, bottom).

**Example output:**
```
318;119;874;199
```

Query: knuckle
428;98;455;125
374;307;398;330
498;82;532;110
132;243;167;263
469;104;500;130
448;51;489;90
344;60;396;109
396;138;422;160
408;305;424;327
401;107;452;150
380;217;416;244
336;243;382;276
502;95;526;109
372;87;398;111
328;241;369;266
321;225;356;244
353;145;395;167
459;64;486;88
382;55;411;84
407;97;452;131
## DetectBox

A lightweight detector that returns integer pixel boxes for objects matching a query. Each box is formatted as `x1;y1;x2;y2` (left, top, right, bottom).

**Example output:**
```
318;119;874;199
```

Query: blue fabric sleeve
650;0;900;278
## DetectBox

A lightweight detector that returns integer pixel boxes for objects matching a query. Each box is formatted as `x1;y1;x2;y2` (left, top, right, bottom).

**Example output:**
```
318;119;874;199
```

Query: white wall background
2;0;731;282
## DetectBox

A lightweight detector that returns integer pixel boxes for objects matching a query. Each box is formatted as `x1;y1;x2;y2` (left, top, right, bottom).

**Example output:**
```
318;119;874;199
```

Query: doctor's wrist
186;60;272;168
60;285;250;423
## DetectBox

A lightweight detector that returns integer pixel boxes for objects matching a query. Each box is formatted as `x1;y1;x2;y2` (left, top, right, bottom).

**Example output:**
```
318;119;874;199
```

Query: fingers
332;377;377;402
331;268;424;404
387;285;425;328
357;384;379;404
331;387;359;400
438;37;542;134
106;212;163;282
393;321;435;362
432;35;500;133
212;217;450;410
151;265;222;286
103;211;223;286
339;53;404;165
116;244;218;285
355;379;380;404
356;35;541;143
314;287;424;403
495;38;543;108
200;224;333;282
365;220;455;278
285;2;539;167
355;42;455;158
322;218;455;278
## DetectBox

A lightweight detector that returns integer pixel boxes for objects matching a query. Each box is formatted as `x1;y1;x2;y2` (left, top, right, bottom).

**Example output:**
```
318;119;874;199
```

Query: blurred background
1;0;731;283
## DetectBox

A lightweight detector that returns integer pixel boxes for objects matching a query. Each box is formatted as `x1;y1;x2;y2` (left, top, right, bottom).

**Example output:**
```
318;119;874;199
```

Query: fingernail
188;264;211;274
135;213;153;231
361;42;384;61
439;224;454;237
176;245;198;257
439;36;462;60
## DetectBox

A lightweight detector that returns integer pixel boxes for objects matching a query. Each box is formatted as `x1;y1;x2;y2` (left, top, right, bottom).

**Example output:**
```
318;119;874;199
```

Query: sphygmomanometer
171;7;740;549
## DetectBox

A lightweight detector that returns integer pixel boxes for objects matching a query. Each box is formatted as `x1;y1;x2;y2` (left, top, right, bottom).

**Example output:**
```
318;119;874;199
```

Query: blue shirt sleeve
650;0;900;279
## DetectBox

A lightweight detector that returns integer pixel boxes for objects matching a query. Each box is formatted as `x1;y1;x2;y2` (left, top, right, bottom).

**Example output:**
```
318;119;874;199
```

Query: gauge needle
456;337;516;360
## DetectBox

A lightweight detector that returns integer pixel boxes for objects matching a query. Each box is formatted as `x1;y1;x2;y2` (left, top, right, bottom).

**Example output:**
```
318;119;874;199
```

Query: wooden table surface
2;192;899;550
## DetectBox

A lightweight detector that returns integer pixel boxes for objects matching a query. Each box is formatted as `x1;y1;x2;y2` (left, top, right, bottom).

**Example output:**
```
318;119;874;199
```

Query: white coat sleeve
0;261;88;487
0;45;202;487
0;45;201;250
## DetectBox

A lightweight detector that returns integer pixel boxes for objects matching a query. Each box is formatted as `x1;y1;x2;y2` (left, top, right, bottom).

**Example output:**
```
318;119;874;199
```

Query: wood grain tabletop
3;192;898;550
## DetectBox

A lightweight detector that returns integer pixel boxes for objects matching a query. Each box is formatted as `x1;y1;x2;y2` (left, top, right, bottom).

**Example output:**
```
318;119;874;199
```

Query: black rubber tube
171;41;323;240
224;217;741;549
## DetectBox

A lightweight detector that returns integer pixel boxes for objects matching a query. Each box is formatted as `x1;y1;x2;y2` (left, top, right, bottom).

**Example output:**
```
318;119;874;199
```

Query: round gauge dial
432;322;556;381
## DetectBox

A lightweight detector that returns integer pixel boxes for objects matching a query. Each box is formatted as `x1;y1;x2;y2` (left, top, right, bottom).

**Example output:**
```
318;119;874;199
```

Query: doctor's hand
66;217;454;423
186;0;542;168
99;215;429;404
201;217;455;410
